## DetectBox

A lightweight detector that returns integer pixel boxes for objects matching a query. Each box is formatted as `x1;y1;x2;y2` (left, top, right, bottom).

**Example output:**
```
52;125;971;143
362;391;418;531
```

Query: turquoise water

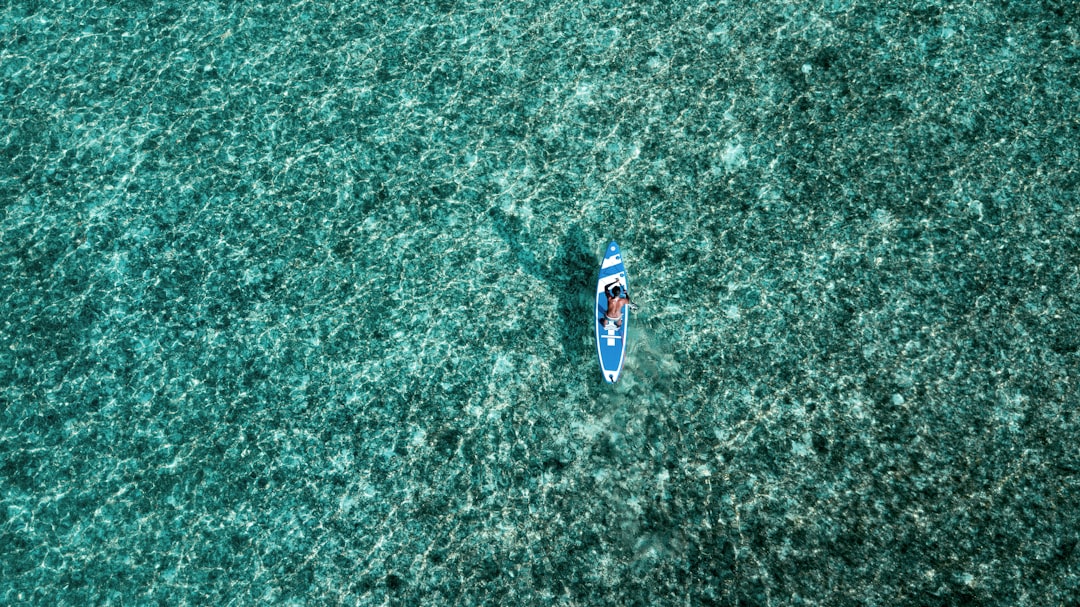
2;0;1078;604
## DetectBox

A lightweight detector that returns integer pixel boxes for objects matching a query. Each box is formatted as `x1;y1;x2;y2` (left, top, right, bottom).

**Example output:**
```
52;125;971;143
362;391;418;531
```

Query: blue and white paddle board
595;241;629;383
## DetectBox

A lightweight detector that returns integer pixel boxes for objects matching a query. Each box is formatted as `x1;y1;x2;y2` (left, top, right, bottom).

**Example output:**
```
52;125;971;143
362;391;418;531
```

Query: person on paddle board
602;281;637;328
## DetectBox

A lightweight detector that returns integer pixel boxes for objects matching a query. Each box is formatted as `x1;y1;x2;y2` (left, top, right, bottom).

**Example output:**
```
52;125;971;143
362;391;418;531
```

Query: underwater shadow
486;207;594;363
554;225;596;363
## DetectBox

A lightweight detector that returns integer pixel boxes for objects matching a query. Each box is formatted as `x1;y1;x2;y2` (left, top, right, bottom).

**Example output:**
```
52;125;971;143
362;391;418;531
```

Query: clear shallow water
2;0;1078;604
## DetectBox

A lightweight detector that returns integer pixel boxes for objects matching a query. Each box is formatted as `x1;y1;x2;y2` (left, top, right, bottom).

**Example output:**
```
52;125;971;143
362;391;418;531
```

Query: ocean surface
2;0;1078;605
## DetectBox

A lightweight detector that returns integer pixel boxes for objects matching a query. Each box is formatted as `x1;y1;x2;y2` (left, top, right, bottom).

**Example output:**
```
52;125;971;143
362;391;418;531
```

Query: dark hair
611;285;621;296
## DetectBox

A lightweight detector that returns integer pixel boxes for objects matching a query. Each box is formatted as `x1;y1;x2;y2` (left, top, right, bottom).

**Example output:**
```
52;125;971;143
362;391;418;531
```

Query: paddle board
595;241;629;383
